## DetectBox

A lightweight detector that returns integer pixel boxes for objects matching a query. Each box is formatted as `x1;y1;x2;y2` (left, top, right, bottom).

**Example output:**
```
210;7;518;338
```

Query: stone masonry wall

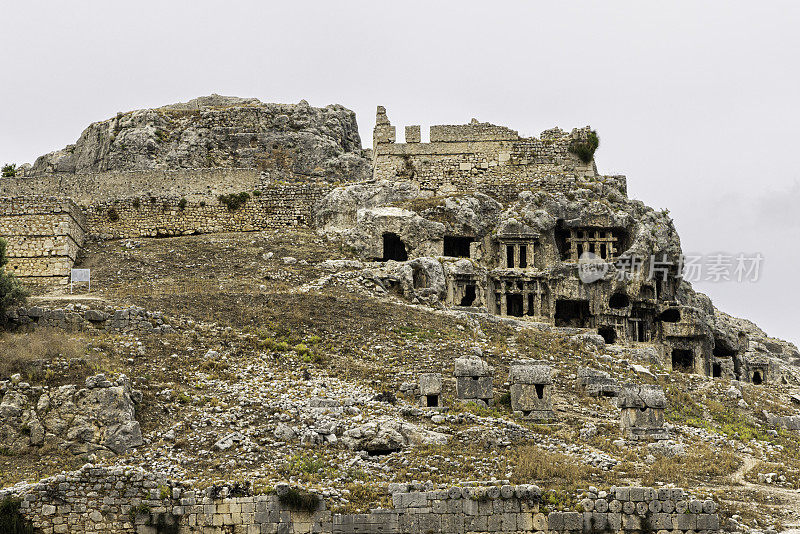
2;465;721;534
84;181;334;239
0;197;86;284
7;304;175;335
372;109;609;197
0;169;263;205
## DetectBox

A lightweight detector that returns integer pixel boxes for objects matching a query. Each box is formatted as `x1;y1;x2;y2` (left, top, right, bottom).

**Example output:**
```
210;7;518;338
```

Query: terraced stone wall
0;196;86;284
2;465;720;534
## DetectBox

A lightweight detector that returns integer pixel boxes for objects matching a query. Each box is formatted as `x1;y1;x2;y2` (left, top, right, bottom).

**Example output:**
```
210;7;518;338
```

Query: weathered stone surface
0;374;142;456
28;95;370;182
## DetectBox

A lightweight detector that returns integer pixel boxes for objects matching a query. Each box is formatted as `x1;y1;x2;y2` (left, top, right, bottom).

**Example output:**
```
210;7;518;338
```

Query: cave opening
443;236;472;258
460;284;477;306
382;233;408;261
507;294;523;317
598;327;617;344
609;293;630;309
554;299;591;327
671;349;694;372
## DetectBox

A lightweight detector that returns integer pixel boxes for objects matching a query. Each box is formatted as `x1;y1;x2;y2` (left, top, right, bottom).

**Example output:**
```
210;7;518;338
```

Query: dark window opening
555;220;570;260
507;294;524;317
519;246;528;268
554;299;591;327
712;363;722;378
535;383;545;399
506;245;515;268
526;294;535;316
600;243;607;259
752;370;763;385
672;349;694;372
443;236;472;258
426;394;439;407
713;338;736;357
460;285;477;306
609;293;630;309
598;327;617;344
658;308;681;323
382;233;408;261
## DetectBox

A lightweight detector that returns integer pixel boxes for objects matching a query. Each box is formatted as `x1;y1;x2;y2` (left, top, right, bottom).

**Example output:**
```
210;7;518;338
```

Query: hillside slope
2;230;799;531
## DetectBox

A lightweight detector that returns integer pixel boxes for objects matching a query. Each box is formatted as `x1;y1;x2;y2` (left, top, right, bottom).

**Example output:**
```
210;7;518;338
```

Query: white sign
70;269;90;293
71;269;90;282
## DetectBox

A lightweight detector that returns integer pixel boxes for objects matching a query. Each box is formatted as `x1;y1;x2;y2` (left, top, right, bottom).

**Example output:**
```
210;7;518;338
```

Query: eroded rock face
342;418;448;453
28;95;371;182
0;374;143;456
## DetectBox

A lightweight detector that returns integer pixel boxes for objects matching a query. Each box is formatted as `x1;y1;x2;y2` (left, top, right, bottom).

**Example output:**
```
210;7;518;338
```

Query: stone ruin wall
371;107;626;199
0;197;86;284
4;464;720;534
0;168;263;205
0;169;338;239
83;181;335;239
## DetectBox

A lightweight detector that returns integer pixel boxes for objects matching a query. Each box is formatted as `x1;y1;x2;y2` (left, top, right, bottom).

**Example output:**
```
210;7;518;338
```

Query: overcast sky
1;1;798;346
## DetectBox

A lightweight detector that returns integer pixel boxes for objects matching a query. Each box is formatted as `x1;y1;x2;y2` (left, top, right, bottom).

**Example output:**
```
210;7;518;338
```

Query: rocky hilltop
1;98;799;533
27;94;371;181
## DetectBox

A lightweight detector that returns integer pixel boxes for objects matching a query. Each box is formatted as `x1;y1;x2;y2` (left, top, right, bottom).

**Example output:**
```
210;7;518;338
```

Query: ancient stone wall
0;169;262;205
3;465;720;534
84;182;334;239
7;304;175;335
371;108;617;198
0;197;86;284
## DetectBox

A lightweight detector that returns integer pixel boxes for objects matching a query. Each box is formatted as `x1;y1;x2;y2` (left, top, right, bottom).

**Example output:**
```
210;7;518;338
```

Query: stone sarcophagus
618;384;668;440
418;373;443;409
454;353;493;406
576;367;620;397
509;359;553;419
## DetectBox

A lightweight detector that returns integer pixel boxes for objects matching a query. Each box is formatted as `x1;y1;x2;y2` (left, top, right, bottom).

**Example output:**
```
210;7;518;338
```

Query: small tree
1;164;16;177
0;239;28;324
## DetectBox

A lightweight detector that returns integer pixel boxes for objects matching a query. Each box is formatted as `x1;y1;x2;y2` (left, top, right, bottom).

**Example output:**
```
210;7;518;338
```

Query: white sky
1;1;798;346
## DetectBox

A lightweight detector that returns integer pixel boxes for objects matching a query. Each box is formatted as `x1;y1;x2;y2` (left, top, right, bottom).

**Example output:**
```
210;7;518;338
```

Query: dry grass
641;444;741;487
511;444;592;489
0;329;90;385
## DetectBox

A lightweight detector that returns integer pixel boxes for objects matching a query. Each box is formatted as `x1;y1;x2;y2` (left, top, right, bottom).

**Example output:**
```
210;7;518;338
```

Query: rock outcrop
28;94;371;182
0;373;143;456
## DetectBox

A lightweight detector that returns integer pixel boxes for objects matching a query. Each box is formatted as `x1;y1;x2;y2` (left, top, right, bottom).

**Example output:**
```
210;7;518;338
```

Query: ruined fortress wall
0;197;86;284
0;168;262;204
372;120;604;196
85;182;335;239
6;465;720;534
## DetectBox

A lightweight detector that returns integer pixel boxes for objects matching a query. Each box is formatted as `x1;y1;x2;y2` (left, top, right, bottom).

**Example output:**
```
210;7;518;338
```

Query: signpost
70;269;90;294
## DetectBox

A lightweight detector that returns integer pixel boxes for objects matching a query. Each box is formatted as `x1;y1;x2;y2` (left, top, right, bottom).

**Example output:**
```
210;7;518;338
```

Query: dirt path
711;456;800;528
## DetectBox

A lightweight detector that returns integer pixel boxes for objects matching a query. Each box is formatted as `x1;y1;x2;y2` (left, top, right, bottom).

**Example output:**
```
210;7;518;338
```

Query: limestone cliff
28;94;371;181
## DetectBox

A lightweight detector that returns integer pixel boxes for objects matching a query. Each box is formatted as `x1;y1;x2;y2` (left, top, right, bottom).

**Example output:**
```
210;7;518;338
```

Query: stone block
456;376;493;402
697;514;720;530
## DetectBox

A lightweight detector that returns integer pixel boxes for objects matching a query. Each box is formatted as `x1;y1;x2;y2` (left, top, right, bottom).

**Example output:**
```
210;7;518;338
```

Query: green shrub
0;239;28;324
0;496;34;534
178;198;187;210
107;207;120;222
1;164;17;178
278;488;320;512
132;198;141;209
568;130;599;164
154;129;170;143
217;192;251;211
253;190;262;197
